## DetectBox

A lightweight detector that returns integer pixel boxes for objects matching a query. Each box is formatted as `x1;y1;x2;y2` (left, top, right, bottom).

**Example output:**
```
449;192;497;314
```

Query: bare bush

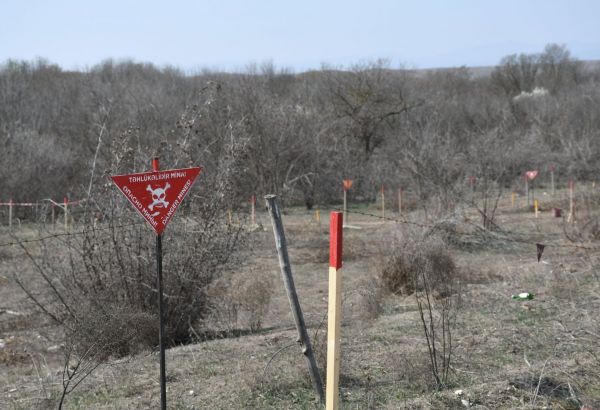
206;269;273;333
15;91;250;366
380;232;460;388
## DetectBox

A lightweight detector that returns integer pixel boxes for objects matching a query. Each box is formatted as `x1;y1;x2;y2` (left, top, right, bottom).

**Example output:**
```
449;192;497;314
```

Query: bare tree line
1;44;599;212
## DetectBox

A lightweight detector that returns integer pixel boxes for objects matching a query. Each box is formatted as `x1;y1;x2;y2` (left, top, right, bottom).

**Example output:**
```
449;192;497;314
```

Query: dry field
1;190;600;409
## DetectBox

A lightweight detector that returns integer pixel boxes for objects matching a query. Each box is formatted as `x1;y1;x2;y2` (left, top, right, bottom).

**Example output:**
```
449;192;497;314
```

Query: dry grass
2;199;600;408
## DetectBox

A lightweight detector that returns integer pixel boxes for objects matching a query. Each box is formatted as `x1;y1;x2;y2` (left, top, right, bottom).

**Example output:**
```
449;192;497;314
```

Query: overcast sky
2;0;599;72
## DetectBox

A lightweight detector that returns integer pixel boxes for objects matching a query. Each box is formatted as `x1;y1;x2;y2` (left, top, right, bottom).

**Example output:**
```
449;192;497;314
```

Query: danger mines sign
111;167;202;235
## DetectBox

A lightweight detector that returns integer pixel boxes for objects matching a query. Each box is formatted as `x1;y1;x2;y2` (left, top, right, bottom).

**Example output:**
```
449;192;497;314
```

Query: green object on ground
512;292;534;300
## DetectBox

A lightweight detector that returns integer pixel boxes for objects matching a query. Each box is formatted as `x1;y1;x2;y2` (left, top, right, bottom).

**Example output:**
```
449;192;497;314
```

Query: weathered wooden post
326;211;343;410
342;179;352;225
64;196;69;231
265;195;325;404
250;195;256;225
549;164;556;196
381;184;385;221
8;198;13;228
398;187;403;216
568;180;575;223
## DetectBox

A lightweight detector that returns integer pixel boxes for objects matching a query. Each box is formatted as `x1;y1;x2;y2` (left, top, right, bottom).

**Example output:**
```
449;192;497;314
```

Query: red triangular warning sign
111;167;201;235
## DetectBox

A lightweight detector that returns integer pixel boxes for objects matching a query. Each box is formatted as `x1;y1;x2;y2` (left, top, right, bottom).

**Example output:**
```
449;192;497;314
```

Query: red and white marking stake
326;211;343;410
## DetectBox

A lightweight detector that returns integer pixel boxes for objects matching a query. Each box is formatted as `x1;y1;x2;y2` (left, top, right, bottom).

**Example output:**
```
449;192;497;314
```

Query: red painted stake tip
152;158;160;172
329;211;343;269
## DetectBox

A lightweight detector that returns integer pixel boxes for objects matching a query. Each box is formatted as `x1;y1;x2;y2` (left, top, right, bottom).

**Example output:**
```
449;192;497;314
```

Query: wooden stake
64;197;68;231
8;198;13;228
326;211;343;410
265;195;325;404
398;187;402;216
511;192;516;208
568;181;575;223
550;170;555;196
228;209;232;225
315;209;320;223
381;185;385;221
251;195;256;225
534;199;539;218
343;190;347;225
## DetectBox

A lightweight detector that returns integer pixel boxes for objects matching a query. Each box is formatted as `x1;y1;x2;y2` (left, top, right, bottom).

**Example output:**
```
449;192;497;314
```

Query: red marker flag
525;170;538;181
342;179;353;192
111;167;202;235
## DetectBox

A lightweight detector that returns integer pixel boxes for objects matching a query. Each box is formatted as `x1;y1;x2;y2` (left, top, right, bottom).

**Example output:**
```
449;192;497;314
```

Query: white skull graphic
147;182;170;211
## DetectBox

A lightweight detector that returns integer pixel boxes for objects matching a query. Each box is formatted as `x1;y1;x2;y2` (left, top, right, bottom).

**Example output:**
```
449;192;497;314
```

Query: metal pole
156;233;167;410
152;157;167;410
265;195;325;404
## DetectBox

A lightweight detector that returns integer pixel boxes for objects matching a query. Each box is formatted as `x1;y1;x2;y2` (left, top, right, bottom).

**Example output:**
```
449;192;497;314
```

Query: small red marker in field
342;179;353;191
524;170;538;206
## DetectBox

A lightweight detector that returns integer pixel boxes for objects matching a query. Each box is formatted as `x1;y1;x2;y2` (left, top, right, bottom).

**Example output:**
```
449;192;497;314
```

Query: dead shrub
344;274;384;322
14;96;250;363
207;269;273;333
381;250;415;295
380;235;457;297
231;270;273;332
380;231;461;388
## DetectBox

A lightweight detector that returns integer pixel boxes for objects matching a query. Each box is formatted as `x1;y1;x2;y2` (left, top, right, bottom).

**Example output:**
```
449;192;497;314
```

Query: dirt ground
1;190;600;409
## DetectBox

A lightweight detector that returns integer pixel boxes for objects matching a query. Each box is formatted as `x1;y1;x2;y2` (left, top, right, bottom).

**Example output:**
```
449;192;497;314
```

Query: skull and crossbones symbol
147;182;170;211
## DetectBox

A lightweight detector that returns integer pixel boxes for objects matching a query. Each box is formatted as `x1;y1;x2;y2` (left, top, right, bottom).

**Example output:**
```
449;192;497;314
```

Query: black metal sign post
156;232;167;410
152;157;167;410
111;158;202;410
